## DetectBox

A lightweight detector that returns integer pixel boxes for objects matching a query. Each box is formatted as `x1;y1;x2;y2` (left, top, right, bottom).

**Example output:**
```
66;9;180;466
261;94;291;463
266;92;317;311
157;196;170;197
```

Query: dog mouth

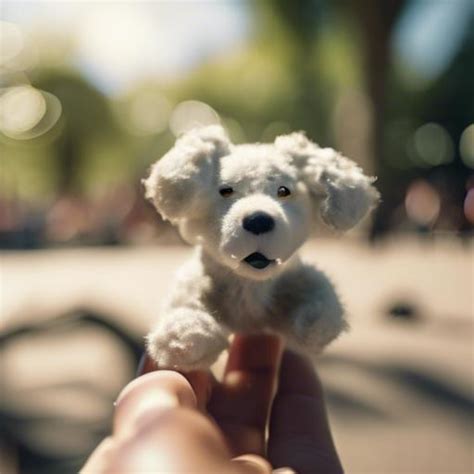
243;252;275;270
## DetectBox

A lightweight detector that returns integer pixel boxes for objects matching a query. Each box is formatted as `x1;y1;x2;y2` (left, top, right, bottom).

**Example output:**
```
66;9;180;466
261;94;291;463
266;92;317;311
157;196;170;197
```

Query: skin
82;335;343;474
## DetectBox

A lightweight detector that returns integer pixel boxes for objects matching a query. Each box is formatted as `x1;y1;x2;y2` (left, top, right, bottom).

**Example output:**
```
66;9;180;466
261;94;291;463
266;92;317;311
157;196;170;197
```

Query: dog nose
242;212;275;235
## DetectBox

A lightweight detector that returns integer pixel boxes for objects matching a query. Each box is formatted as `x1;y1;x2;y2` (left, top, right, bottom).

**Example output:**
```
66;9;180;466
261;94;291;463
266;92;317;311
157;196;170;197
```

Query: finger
84;372;234;473
222;333;282;427
208;334;283;455
224;333;282;376
114;370;197;435
136;352;157;376
268;350;343;474
84;414;274;473
81;437;115;472
85;408;235;472
185;370;215;411
114;408;234;473
136;353;214;410
231;454;272;473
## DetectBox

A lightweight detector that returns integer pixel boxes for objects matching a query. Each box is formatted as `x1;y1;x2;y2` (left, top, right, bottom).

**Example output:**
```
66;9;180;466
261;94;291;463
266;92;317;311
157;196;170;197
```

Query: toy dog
143;126;379;370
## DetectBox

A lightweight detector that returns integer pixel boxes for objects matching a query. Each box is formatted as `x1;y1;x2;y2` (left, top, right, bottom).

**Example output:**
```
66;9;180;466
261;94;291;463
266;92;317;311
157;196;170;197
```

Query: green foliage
2;0;471;208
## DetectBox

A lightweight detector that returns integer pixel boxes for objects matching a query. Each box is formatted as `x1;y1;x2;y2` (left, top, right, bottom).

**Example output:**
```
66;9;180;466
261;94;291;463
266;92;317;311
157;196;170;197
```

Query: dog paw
292;302;347;355
146;308;228;371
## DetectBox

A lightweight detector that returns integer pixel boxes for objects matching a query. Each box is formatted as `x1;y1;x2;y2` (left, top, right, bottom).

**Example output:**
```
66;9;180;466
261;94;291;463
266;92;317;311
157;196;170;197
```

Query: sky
2;0;473;95
2;1;250;93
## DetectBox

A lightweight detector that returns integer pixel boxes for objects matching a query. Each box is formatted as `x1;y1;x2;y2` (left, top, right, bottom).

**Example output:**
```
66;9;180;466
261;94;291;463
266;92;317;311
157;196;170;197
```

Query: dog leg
284;300;347;357
146;308;229;371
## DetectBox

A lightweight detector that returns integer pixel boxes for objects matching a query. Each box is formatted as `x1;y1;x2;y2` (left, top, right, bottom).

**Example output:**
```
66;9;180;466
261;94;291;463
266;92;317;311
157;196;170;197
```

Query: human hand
82;334;343;473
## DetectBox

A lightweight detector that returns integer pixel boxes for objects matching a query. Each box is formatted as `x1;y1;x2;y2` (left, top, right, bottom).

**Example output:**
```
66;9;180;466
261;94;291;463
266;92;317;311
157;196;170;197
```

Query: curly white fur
144;126;379;370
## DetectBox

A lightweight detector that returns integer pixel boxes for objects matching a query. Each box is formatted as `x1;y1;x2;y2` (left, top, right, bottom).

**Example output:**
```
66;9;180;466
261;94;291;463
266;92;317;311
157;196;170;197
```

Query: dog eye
277;186;291;198
219;187;234;197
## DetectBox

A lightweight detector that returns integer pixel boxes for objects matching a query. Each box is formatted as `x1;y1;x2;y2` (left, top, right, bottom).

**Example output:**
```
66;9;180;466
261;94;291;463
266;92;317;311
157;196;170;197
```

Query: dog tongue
243;252;272;269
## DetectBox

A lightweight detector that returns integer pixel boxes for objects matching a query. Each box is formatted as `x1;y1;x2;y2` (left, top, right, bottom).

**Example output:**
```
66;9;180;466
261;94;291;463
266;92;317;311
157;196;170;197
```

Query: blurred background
1;1;473;473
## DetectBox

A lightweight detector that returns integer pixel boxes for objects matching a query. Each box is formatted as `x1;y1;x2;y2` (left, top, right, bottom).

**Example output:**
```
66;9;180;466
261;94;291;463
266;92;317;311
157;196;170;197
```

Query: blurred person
82;335;343;474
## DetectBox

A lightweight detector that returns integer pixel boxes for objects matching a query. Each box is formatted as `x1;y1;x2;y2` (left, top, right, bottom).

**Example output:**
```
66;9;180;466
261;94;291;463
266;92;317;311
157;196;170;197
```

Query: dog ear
143;125;231;222
275;132;380;231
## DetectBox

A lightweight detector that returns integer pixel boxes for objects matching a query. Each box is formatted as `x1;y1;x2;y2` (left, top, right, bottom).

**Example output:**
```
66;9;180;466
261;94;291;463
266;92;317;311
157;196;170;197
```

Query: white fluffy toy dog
144;125;379;371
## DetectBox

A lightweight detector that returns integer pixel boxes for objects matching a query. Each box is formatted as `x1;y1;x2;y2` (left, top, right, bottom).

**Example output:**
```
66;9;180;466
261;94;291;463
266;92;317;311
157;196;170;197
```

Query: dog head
144;126;379;280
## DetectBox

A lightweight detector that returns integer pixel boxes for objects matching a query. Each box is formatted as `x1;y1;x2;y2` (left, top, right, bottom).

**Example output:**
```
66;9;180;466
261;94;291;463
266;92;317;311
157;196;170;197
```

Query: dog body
144;126;379;370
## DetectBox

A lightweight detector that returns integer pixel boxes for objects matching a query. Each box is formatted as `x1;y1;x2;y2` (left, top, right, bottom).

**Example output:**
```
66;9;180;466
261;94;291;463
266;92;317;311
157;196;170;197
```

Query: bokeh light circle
0;86;46;134
0;86;62;140
464;188;474;224
128;91;172;136
459;124;474;169
413;122;454;166
169;100;220;136
261;121;291;142
405;180;441;226
0;21;24;65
